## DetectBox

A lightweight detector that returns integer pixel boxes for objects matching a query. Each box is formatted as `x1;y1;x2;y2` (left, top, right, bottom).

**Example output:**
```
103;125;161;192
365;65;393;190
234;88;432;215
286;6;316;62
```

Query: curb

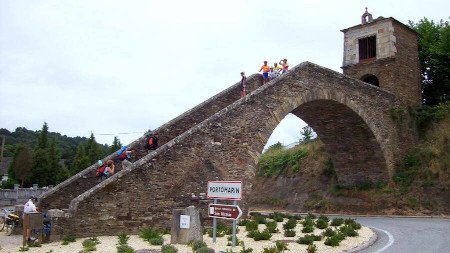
346;227;378;253
248;210;450;219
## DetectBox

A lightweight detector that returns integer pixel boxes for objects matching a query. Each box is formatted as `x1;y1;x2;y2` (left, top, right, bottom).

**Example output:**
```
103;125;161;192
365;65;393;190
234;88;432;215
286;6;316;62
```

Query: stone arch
361;74;380;87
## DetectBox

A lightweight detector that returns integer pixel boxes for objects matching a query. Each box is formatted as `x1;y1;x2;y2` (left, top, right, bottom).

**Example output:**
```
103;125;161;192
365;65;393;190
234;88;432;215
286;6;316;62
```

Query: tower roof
341;16;418;35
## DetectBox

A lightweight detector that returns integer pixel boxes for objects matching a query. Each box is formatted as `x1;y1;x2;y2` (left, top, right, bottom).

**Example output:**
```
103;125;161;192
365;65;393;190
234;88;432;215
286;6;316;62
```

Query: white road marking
372;226;395;253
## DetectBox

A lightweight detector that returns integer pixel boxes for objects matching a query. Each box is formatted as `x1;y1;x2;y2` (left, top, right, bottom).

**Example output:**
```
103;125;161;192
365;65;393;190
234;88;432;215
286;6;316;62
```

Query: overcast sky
1;0;449;148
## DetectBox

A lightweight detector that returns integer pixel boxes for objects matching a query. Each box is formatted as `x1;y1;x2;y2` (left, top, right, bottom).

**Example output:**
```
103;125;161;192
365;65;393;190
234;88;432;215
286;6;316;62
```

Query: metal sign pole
232;200;237;247
213;198;217;243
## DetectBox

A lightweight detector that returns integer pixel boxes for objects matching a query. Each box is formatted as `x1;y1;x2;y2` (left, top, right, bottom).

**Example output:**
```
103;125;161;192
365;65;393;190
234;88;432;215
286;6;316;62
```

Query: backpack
145;135;158;150
117;152;128;161
95;165;106;177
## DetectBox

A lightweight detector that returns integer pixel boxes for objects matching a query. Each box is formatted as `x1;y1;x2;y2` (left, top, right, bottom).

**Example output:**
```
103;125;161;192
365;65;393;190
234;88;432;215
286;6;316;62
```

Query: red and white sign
208;204;243;220
207;181;242;200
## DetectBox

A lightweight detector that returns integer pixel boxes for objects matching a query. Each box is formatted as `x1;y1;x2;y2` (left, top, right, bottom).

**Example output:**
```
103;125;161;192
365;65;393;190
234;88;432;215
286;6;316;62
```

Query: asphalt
352;216;450;253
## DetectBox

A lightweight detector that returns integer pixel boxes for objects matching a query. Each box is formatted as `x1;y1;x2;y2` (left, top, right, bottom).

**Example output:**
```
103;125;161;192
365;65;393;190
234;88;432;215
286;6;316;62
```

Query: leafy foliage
140;228;163;245
161;245;178;253
409;18;450;105
258;145;308;177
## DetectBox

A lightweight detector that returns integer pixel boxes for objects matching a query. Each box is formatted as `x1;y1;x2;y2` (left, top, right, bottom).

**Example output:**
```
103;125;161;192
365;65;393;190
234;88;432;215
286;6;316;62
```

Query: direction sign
208;204;243;220
207;181;242;200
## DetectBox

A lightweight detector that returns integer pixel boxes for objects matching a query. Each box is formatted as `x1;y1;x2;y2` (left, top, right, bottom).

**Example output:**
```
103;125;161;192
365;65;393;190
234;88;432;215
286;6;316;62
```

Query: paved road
352;216;450;253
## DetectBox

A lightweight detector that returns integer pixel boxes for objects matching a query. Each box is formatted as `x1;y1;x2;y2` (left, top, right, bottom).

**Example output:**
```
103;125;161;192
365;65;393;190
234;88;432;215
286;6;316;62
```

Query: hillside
249;109;450;215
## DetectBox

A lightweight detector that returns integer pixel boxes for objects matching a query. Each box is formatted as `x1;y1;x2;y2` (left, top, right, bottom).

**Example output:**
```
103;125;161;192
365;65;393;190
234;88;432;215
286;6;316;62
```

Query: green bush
247;230;272;241
161;244;178;253
306;213;316;219
284;229;296;237
271;212;285;222
62;235;76;245
254;215;267;224
116;245;136;253
315;219;329;229
238;219;250;226
188;240;207;252
344;219;362;230
261;246;278;253
306;244;317;253
324;236;340;247
258;145;308;177
276;240;289;251
245;221;259;231
302;217;314;227
323;158;336;177
117;232;130;246
302;225;314;233
140;228;163;244
339;225;358;237
82;238;99;252
265;221;279;233
196;247;215;253
283;218;297;230
297;235;314;245
318;215;330;222
330;218;344;226
322;228;336;237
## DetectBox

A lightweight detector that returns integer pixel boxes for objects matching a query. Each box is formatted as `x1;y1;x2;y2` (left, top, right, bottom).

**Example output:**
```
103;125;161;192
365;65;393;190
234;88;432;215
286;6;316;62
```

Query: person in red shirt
259;61;270;84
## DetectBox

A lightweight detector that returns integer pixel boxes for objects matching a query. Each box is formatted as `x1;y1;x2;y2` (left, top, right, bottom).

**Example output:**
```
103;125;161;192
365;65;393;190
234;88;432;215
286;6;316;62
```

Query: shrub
307;244;317;253
322;158;336;177
161;244;178;253
339;225;358;237
117;232;130;246
189;240;207;252
254;215;267;224
297;235;314;245
82;238;99;252
344;219;362;230
315;219;329;229
324;236;340;247
196;247;215;253
272;212;285;222
318;215;330;222
247;230;272;241
302;225;314;233
116;245;136;253
276;241;288;252
302;217;314;227
140;228;163;245
265;221;279;233
334;232;347;241
330;218;344;226
262;246;278;253
62;235;76;245
283;218;297;230
306;213;316;219
322;227;336;237
245;221;259;231
284;229;296;237
238;219;250;226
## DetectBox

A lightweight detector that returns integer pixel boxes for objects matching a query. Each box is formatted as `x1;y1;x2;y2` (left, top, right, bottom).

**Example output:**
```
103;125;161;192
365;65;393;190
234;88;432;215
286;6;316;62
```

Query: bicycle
0;208;20;235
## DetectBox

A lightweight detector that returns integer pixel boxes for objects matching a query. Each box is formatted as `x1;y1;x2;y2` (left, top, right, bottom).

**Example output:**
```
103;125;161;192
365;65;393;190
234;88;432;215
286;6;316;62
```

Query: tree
48;138;69;185
85;133;103;164
37;122;49;149
31;123;51;186
8;145;33;187
70;144;90;175
110;136;122;153
410;18;450;105
300;126;314;144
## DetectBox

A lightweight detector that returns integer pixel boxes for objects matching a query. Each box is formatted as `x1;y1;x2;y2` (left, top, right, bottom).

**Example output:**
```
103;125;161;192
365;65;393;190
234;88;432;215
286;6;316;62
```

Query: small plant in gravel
247;230;272;241
265;221;279;233
117;232;130;246
196;247;215;253
276;240;289;252
116;245;136;253
344;218;362;230
339;225;358;237
306;244;317;253
82;237;100;252
189;240;207;252
239;241;254;253
226;235;241;246
161;244;178;253
62;235;76;245
272;212;285;222
140;227;164;245
297;235;314;245
315;219;329;229
245;220;259;231
254;214;267;224
284;229;296;237
302;225;314;233
324;235;341;247
282;218;297;230
301;217;314;227
262;246;278;253
238;219;250;226
330;218;344;226
322;227;336;237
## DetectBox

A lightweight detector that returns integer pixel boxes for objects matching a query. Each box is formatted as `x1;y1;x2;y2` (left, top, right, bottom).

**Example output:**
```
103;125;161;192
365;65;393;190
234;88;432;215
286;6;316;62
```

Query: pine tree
48;138;69;185
31;123;51;186
37;122;49;149
110;136;122;153
70;144;90;175
85;133;103;164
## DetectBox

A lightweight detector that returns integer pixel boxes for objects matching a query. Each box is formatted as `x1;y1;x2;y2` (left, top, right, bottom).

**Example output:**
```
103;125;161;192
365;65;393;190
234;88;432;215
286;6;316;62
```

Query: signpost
208;204;243;220
207;181;242;247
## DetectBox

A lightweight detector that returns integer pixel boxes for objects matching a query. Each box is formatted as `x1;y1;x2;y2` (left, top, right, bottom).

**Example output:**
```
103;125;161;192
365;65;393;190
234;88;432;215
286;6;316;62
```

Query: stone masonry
42;62;416;237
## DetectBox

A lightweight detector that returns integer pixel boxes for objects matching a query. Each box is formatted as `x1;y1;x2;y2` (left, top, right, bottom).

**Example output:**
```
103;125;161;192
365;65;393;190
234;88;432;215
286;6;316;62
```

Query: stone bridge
40;62;415;237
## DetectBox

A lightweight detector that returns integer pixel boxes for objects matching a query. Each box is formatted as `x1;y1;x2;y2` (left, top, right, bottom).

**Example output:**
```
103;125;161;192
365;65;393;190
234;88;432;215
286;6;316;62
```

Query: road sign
207;181;242;200
208;204;243;220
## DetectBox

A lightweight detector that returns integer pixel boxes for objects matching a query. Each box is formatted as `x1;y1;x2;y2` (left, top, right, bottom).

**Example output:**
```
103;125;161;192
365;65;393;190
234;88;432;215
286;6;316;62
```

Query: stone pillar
171;206;203;244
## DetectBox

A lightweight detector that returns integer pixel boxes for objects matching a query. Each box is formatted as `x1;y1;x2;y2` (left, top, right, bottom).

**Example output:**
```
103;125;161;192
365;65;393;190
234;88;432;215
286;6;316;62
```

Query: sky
1;0;449;148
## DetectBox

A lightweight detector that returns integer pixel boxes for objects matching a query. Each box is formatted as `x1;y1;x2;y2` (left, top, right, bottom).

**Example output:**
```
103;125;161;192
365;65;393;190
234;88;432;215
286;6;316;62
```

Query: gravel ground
0;219;374;253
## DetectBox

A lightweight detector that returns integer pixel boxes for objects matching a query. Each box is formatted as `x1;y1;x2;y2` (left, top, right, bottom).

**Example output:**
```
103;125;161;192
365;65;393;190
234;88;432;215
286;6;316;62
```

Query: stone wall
342;18;421;106
50;62;415;237
39;74;262;211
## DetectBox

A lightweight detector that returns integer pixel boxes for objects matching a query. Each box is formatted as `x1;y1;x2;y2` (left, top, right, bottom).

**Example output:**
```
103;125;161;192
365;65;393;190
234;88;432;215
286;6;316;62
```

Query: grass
140;228;163;245
61;235;76;245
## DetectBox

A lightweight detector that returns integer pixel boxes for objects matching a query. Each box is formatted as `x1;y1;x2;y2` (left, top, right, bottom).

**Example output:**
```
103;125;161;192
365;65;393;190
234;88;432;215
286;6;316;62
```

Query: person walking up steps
259;61;270;84
279;58;289;74
240;71;247;97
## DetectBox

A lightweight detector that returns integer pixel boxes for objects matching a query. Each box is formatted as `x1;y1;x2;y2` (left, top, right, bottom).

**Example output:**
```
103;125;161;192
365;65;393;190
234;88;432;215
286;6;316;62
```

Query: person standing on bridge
259;61;270;84
240;71;247;97
279;59;289;74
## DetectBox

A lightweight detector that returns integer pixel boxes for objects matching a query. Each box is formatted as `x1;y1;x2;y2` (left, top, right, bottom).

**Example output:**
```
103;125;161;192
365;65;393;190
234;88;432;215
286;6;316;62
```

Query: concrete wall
48;62;415;237
0;185;49;207
39;74;263;210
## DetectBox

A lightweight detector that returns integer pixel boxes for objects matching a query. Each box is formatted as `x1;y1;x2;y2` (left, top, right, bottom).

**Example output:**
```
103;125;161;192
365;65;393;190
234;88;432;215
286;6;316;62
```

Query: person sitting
103;160;115;178
117;146;134;161
145;131;158;150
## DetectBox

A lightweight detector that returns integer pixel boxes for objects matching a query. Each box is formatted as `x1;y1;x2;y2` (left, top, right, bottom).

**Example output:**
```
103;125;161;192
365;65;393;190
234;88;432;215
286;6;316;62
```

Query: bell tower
341;9;421;106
